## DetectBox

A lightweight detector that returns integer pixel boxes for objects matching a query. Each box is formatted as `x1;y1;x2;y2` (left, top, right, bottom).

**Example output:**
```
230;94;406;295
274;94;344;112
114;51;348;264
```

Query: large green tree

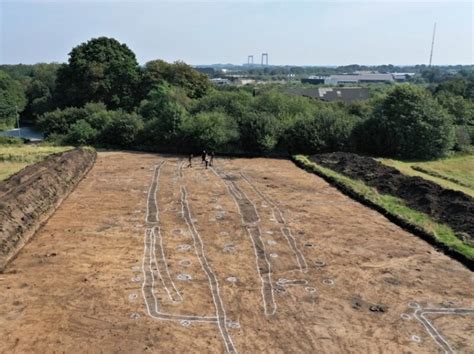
142;60;210;99
180;111;239;151
54;37;140;110
138;84;188;146
356;85;454;159
0;71;27;130
285;108;358;154
24;63;61;120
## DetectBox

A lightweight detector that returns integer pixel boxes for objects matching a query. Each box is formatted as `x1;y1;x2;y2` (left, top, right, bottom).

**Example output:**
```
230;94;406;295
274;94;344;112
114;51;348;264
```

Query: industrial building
324;73;394;85
301;72;415;85
287;87;370;103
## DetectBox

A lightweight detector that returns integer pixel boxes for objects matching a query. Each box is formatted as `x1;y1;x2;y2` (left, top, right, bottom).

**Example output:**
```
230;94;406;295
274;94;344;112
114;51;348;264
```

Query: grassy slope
0;145;72;180
378;154;474;197
294;155;474;262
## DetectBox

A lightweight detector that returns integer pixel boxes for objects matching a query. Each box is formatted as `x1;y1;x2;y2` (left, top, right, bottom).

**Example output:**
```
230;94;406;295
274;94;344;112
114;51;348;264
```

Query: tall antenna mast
429;22;437;67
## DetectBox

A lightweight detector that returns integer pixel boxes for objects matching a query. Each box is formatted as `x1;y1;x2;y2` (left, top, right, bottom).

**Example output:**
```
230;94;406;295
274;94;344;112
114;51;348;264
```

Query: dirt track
0;152;473;353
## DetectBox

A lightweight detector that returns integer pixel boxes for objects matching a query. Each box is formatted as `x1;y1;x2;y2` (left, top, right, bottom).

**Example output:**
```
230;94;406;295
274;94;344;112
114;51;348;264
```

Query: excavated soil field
310;152;474;239
0;152;473;353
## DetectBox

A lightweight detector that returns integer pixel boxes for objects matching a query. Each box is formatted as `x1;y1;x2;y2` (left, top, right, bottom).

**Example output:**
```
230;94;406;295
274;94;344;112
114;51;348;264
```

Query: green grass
294;155;474;261
0;144;73;180
413;154;474;187
378;154;474;197
0;162;29;180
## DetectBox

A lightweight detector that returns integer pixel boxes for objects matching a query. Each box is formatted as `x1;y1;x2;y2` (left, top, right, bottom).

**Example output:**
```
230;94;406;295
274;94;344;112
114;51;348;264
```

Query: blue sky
0;0;472;65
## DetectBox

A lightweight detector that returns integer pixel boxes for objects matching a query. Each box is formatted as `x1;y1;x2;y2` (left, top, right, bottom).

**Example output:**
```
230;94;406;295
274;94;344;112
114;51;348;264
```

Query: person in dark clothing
209;152;215;166
201;150;206;164
188;154;193;168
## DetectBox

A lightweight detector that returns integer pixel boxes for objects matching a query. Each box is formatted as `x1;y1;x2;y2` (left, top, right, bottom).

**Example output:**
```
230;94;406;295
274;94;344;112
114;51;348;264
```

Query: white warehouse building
324;73;395;85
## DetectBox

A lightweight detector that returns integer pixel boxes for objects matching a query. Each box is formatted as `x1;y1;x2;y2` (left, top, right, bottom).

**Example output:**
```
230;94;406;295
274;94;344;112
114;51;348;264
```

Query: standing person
201;150;206;164
188;153;193;168
205;156;209;169
209;152;215;166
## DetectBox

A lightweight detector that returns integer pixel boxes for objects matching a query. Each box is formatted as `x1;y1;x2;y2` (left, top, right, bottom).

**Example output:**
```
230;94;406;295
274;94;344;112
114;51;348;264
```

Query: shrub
453;125;472;151
66;119;98;145
38;107;88;136
237;111;282;153
355;85;455;159
285;108;358;154
100;111;143;147
0;71;26;130
0;136;24;145
180;111;239;151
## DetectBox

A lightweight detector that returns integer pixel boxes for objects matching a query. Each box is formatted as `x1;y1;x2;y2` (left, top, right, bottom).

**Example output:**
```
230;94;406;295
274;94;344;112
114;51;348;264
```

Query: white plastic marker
211;166;276;316
240;173;308;273
276;278;308;287
412;305;474;353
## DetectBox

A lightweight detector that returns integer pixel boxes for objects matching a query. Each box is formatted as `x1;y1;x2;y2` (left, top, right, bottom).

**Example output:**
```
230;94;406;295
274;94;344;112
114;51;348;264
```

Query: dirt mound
309;152;474;238
0;147;96;271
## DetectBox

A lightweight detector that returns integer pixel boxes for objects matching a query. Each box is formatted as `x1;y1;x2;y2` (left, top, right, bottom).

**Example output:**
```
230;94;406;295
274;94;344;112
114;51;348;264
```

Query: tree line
1;37;473;159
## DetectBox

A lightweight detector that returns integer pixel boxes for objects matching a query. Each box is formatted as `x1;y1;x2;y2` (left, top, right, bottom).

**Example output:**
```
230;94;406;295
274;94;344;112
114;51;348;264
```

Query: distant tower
247;55;254;65
429;22;437;67
261;53;268;66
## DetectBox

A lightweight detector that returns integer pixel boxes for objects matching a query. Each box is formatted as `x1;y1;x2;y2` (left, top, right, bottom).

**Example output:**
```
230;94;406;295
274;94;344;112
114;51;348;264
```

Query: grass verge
293;155;474;269
0;144;73;181
378;154;474;197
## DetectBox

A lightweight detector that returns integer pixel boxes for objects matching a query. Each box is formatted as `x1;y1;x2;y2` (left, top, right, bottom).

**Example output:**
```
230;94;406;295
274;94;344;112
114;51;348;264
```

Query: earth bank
0;147;96;271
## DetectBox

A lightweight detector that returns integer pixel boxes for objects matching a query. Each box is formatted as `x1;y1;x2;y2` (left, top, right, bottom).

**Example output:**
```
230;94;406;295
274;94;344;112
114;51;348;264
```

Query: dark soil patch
310;153;474;239
0;148;96;271
350;295;388;314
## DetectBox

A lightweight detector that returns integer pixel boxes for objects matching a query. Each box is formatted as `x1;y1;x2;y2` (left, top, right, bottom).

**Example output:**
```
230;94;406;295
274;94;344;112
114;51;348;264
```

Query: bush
453;125;472;151
38;107;88;136
0;71;26;130
180;111;239;151
41;133;67;146
138;85;188;146
38;102;109;137
237;111;282;153
0;136;24;145
436;91;474;126
66;119;98;145
354;85;455;159
100;111;143;147
285;108;357;154
142;60;211;99
190;90;253;119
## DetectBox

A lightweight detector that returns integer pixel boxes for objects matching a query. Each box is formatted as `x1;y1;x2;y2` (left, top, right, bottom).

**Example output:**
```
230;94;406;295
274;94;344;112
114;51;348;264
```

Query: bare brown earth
0;152;473;353
0;148;95;271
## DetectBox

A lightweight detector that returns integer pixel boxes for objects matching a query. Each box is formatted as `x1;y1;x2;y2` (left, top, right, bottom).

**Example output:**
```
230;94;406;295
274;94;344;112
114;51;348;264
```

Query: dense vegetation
1;37;473;159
